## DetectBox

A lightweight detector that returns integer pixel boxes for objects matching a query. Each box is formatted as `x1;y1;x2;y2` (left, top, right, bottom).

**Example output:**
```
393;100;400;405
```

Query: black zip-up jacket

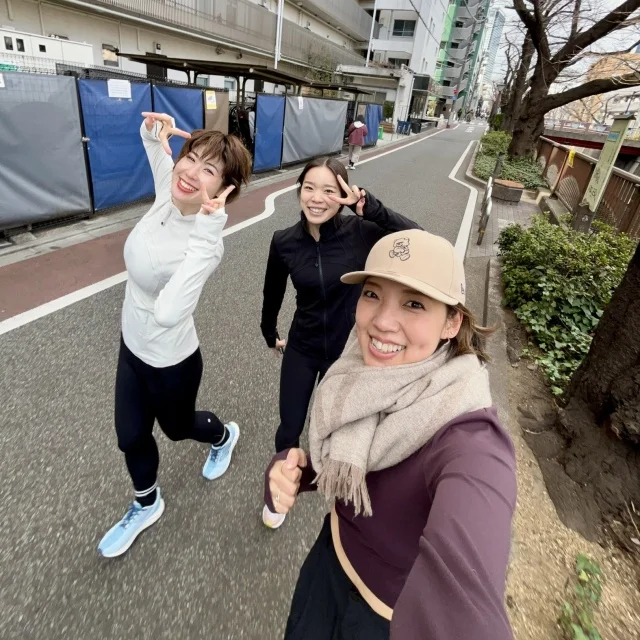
260;192;422;362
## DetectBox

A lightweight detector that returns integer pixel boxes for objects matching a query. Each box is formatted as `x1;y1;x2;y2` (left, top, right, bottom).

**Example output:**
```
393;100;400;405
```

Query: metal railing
538;136;640;238
79;0;364;70
296;0;376;42
545;119;640;142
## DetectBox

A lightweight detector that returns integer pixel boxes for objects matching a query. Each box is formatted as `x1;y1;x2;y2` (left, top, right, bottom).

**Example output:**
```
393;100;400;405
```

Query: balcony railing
296;0;377;42
455;0;479;20
70;0;364;71
447;46;467;61
444;66;459;80
452;25;472;41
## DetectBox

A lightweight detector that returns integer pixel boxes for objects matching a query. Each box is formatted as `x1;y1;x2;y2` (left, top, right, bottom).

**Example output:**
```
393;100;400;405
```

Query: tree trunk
507;105;546;157
567;242;640;443
502;35;534;133
507;61;556;157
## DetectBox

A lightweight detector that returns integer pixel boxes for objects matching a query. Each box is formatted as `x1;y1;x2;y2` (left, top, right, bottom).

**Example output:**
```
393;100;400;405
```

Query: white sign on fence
107;79;132;100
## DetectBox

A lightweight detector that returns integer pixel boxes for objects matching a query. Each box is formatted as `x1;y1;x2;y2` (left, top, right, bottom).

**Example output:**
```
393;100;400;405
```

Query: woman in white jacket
98;112;252;558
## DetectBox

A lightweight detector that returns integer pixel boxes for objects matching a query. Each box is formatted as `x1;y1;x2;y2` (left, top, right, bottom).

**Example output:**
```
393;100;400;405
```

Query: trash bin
378;125;384;140
410;120;422;134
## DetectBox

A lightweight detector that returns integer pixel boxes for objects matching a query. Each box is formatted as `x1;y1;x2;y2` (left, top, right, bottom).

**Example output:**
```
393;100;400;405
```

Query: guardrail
537;136;640;238
545;120;640;141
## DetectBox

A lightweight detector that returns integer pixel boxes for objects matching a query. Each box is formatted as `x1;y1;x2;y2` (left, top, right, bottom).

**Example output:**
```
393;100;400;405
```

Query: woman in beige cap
264;230;516;640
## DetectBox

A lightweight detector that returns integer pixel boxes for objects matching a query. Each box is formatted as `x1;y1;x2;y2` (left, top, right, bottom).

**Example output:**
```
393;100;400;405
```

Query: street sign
583;115;634;211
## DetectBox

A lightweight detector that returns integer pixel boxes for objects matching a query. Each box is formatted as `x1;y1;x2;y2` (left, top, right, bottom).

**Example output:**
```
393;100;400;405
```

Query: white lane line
452;141;479;260
0;125;457;335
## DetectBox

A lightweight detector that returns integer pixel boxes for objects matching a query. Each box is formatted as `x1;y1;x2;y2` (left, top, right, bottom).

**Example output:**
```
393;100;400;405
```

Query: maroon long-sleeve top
265;408;516;640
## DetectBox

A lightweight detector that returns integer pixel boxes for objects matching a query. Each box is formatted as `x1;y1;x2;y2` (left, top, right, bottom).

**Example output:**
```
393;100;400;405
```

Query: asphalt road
0;123;484;640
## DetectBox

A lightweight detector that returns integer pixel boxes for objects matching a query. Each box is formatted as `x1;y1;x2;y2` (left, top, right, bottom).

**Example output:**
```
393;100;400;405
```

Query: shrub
481;130;511;156
498;215;636;393
473;132;545;189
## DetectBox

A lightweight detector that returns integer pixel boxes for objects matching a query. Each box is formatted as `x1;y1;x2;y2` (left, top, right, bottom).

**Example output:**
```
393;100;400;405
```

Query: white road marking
452;141;479;259
0;124;473;335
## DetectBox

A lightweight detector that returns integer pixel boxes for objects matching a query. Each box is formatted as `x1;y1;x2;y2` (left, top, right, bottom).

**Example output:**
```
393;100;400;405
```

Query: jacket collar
297;211;345;241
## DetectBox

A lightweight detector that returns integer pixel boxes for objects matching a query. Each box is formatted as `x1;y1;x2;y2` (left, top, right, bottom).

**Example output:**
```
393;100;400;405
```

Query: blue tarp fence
364;103;383;146
152;85;204;157
253;94;285;172
78;79;154;210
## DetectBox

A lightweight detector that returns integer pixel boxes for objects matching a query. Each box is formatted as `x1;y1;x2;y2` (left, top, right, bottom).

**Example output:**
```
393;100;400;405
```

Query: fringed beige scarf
309;329;492;516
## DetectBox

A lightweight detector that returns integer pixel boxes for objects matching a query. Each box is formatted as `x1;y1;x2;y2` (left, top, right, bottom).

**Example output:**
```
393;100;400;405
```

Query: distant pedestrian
260;157;421;529
98;111;252;558
347;115;368;169
265;230;516;639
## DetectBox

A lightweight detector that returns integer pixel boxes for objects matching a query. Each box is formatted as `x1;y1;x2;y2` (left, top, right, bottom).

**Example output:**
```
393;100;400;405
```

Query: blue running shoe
202;422;239;480
98;489;165;558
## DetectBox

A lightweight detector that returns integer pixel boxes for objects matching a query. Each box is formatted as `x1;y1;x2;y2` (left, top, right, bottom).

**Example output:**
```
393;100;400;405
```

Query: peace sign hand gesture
328;175;367;216
199;183;236;215
141;111;191;156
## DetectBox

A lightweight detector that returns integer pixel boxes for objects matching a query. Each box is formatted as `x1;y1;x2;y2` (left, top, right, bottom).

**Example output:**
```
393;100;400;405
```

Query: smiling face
355;277;463;367
171;148;225;214
299;166;343;226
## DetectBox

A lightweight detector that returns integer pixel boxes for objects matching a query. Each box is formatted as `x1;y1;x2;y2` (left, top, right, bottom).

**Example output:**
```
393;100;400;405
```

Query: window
455;21;464;27
16;38;25;52
196;75;209;87
392;20;416;37
224;78;236;91
102;43;118;67
451;42;459;48
39;44;46;53
4;36;13;51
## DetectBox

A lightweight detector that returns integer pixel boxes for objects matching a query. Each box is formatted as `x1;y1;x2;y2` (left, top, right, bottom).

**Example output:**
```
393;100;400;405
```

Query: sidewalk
467;196;540;259
463;168;640;638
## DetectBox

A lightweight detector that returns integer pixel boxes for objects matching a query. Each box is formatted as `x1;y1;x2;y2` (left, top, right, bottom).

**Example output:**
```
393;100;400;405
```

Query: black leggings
114;338;225;493
275;345;334;452
285;515;390;640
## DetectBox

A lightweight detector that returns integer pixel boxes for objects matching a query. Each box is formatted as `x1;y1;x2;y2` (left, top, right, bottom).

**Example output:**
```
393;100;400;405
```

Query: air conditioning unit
259;0;268;6
154;41;162;54
305;21;311;29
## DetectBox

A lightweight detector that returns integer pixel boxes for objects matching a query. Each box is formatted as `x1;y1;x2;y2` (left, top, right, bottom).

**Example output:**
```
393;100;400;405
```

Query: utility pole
365;0;378;67
274;0;285;69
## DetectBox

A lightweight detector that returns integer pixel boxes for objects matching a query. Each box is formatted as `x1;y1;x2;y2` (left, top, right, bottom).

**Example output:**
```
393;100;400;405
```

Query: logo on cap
389;238;410;262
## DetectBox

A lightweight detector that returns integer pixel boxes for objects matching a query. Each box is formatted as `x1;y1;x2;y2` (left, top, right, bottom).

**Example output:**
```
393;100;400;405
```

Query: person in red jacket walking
347;115;368;170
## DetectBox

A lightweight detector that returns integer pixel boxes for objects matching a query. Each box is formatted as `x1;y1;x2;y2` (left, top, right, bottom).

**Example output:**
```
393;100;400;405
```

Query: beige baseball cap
341;230;466;306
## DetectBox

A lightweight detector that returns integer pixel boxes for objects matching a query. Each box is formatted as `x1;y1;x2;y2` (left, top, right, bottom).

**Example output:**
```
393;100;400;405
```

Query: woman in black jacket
260;157;421;528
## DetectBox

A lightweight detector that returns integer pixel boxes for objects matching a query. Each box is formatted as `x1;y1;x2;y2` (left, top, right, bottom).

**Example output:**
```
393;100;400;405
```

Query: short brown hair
447;304;494;363
296;157;349;212
176;130;252;204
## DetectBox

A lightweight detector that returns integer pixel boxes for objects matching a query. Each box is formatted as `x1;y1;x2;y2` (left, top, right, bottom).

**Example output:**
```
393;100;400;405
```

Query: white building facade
0;0;373;91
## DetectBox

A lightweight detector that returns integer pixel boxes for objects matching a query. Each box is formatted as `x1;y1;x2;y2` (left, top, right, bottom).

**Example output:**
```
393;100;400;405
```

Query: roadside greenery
558;554;604;640
498;216;636;393
473;131;546;189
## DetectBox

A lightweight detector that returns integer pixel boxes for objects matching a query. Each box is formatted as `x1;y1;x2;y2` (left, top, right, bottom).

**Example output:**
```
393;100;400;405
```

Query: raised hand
141;111;191;156
328;174;366;216
199;183;235;215
268;448;308;515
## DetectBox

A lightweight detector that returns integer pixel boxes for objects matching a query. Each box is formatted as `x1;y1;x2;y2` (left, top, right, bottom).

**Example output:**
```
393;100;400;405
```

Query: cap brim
341;270;460;306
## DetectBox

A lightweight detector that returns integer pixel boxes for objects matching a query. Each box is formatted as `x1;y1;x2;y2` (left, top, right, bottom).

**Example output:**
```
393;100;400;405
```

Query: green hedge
473;132;545;189
498;216;636;393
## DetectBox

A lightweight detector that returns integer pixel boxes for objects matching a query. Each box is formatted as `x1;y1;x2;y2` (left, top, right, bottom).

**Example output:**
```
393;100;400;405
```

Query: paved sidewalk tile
467;194;540;259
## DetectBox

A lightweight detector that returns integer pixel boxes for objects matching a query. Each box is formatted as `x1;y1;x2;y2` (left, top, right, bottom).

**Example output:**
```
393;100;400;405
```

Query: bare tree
508;0;640;157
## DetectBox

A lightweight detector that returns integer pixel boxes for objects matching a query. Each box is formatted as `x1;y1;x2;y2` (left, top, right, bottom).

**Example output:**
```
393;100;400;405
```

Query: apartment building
430;0;490;118
0;0;373;92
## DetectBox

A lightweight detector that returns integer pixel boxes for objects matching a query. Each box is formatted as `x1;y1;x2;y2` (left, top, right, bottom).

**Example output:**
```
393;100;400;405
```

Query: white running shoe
262;504;286;529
